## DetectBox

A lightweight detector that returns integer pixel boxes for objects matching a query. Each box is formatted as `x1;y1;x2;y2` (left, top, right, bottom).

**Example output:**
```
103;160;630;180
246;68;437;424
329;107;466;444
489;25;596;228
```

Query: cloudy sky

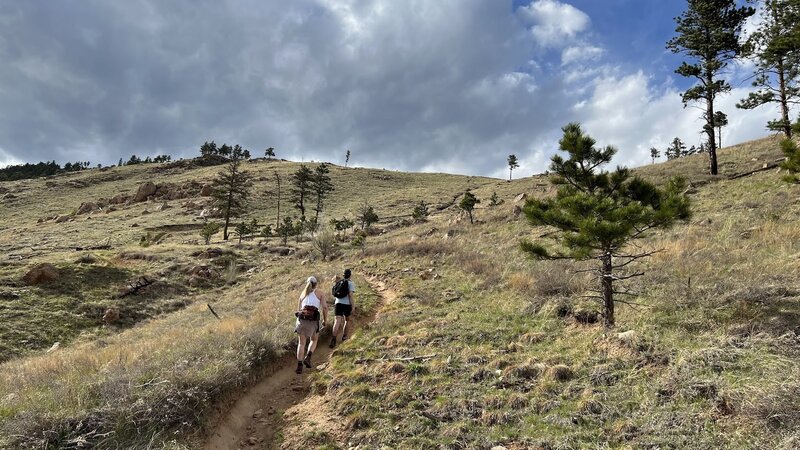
0;0;782;177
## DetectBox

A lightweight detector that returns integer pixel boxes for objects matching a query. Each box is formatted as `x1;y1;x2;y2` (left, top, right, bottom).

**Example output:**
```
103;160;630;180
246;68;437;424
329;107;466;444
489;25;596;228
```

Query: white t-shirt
334;280;355;305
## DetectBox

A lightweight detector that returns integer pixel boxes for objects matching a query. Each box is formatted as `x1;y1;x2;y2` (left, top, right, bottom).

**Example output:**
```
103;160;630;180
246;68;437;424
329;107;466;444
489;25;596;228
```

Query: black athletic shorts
334;303;352;317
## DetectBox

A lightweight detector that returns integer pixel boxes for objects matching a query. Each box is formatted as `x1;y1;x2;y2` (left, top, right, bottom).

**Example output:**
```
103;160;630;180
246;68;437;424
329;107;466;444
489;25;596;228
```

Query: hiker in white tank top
300;290;322;310
294;276;328;374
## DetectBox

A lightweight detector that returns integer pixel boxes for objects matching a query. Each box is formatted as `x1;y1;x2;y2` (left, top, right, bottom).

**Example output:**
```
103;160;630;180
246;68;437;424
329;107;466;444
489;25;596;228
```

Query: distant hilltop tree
737;0;800;138
345;149;351;167
666;137;687;160
265;147;276;160
507;154;519;181
650;147;661;164
667;0;754;175
521;123;691;327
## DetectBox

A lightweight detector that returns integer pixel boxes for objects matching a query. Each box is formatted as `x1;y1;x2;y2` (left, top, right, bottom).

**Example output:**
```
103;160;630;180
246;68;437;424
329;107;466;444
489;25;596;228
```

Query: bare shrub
530;260;590;298
312;227;336;261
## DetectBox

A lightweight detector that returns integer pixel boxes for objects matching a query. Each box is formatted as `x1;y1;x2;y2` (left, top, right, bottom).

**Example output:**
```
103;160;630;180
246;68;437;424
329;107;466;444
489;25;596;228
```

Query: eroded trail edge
203;277;394;450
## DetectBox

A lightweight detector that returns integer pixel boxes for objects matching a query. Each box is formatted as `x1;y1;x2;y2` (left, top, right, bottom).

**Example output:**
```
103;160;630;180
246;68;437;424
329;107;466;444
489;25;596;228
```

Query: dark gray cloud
0;1;773;176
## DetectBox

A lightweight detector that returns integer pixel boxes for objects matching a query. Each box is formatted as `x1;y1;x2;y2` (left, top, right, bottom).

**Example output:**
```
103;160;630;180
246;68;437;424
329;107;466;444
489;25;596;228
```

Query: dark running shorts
334;303;352;317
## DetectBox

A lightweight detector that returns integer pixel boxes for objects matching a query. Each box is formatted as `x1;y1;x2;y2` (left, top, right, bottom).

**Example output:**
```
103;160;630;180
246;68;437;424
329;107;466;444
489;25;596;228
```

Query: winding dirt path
203;277;394;450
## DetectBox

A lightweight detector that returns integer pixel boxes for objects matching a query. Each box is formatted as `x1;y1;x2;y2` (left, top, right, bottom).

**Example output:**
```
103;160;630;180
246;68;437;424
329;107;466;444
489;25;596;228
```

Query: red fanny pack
298;305;319;321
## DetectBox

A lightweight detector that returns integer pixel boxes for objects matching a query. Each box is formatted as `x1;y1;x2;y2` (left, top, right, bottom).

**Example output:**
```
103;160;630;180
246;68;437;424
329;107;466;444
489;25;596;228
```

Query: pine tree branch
614;299;651;308
608;272;645;281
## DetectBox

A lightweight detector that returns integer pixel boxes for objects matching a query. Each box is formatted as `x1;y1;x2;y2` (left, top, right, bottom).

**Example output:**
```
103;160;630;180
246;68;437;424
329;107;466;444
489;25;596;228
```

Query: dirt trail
203;277;394;450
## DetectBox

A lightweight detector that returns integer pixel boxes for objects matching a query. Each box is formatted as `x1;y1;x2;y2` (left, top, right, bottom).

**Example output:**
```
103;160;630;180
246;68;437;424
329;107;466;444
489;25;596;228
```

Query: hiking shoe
296;361;303;374
303;352;313;368
329;337;337;348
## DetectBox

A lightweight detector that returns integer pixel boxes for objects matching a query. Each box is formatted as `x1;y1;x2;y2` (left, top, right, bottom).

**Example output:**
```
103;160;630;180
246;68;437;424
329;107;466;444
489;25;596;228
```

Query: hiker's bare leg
296;335;308;361
333;316;344;339
343;318;353;338
308;332;319;353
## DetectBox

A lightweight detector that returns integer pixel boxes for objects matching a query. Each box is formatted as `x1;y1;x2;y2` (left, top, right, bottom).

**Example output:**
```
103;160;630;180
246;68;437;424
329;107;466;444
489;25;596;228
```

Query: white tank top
301;291;321;310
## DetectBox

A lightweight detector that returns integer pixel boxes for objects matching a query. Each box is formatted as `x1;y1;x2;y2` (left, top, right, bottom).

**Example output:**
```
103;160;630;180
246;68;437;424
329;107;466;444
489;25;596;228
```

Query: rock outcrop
22;263;60;285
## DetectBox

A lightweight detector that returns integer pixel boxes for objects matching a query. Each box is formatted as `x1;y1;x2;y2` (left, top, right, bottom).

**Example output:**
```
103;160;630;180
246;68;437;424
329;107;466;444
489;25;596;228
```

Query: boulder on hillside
110;194;129;204
514;193;528;204
133;181;157;202
265;247;294;256
200;184;213;196
55;215;73;223
77;202;100;215
22;263;60;285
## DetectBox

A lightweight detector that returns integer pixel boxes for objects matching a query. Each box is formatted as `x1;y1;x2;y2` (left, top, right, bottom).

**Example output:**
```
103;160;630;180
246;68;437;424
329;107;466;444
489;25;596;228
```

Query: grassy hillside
0;136;797;448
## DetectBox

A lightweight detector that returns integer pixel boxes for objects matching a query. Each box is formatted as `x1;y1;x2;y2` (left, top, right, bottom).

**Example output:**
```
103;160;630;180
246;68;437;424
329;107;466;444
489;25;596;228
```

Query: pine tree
780;138;800;183
277;216;295;245
357;203;379;230
650;147;660;164
520;123;691;327
311;163;334;227
265;147;276;160
345;150;351;168
200;141;217;157
667;0;754;175
210;146;252;240
713;111;729;148
459;191;479;224
666;137;687;160
412;200;430;222
737;0;800;138
489;192;501;207
507;154;519;181
200;222;221;245
290;165;313;221
274;171;282;229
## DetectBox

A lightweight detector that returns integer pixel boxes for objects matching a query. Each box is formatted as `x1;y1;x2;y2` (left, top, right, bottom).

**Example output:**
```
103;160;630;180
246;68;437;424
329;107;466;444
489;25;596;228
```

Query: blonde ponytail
300;278;317;300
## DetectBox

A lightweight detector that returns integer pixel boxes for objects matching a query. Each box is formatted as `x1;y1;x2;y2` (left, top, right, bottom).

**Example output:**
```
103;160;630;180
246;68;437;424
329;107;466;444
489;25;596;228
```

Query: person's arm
319;290;329;324
349;283;355;313
297;296;303;314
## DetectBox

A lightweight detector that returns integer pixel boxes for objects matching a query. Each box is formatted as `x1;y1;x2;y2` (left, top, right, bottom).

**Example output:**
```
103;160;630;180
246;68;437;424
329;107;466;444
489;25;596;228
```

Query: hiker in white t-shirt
329;268;355;348
295;276;328;374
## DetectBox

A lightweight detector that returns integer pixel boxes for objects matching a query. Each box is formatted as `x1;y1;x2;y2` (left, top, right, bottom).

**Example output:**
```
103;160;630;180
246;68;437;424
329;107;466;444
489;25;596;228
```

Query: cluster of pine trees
666;0;800;174
0;160;93;181
117;154;171;166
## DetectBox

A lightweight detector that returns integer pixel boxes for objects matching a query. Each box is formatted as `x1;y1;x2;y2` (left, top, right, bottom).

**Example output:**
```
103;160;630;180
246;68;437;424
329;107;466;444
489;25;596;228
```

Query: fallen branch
116;276;155;298
207;304;221;320
727;159;784;180
74;244;113;251
355;353;437;364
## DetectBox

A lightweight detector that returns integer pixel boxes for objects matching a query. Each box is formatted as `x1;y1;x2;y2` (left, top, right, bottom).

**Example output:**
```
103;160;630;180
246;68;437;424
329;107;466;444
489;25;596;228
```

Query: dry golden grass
1;135;798;448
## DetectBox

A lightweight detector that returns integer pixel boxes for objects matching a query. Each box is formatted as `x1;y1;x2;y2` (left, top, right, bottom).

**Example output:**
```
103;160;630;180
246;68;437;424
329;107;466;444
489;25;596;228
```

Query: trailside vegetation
667;0;754;175
521;123;691;327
